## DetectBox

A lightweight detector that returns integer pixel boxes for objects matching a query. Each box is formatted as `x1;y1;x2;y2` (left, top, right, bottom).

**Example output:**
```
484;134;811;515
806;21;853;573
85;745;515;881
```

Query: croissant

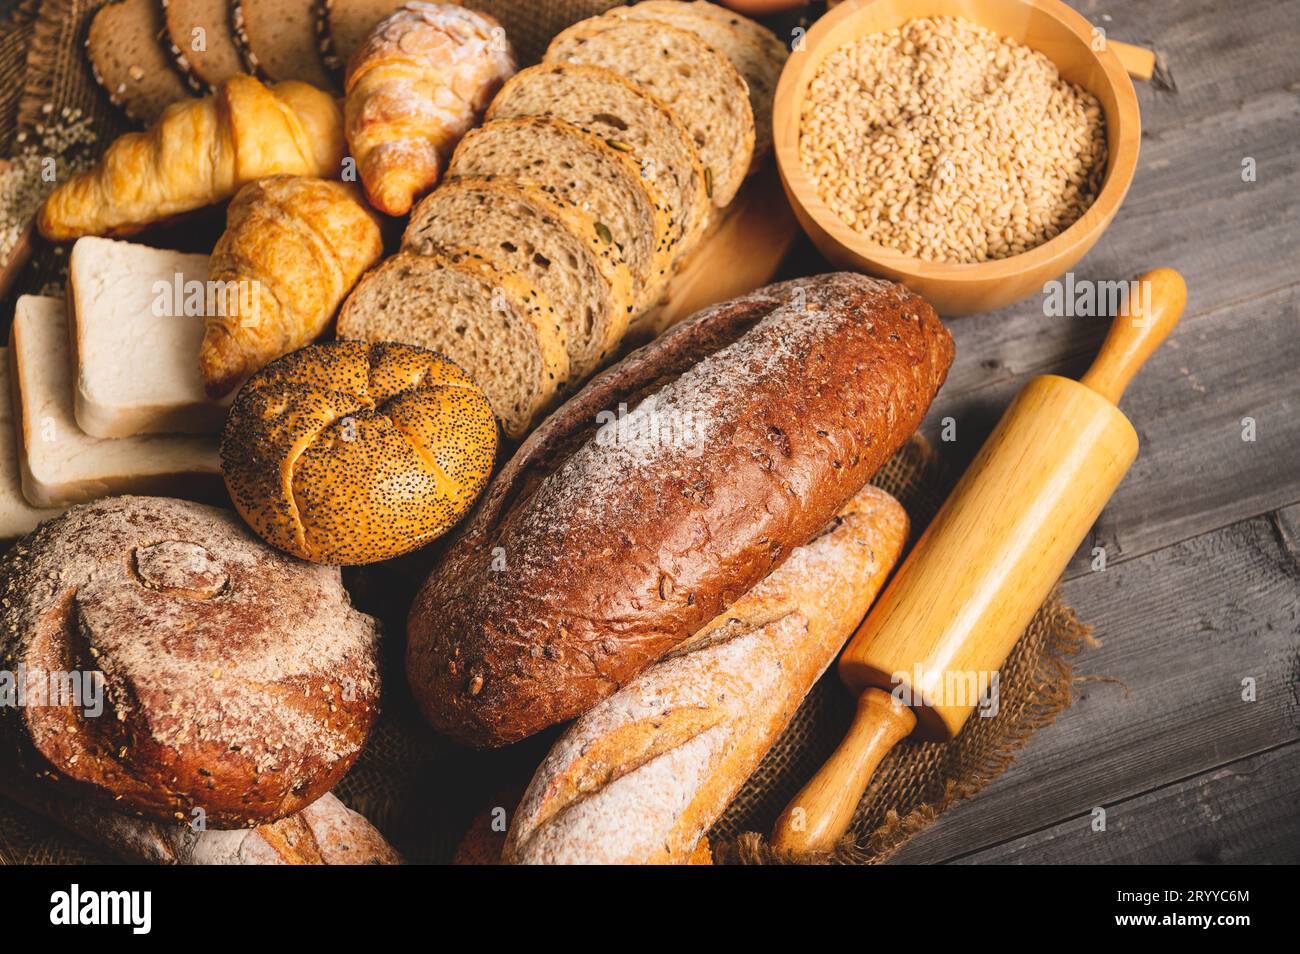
201;176;384;397
345;2;516;216
38;75;345;241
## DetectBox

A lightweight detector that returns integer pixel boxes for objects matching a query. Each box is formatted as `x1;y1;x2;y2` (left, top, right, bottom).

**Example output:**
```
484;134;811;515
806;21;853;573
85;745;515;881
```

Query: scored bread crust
505;484;908;864
0;496;381;828
404;175;635;383
221;340;499;563
544;17;754;207
447;115;678;314
487;62;712;265
406;272;954;747
337;249;569;437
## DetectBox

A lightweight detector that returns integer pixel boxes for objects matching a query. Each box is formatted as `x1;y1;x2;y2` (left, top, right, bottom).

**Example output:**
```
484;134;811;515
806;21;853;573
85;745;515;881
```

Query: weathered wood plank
920;283;1300;578
953;742;1300;864
886;502;1300;864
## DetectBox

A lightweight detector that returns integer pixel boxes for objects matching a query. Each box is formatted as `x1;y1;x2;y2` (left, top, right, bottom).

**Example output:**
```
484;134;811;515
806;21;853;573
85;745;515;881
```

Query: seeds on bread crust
221;340;499;563
86;0;194;124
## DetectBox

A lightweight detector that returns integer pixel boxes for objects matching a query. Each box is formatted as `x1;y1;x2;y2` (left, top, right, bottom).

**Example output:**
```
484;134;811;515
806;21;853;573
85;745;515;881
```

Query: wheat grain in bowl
799;15;1107;264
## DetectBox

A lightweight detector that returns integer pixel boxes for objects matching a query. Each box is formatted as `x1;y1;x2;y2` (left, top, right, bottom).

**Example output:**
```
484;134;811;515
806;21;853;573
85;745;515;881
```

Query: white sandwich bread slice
9;296;221;509
68;237;228;438
0;350;61;538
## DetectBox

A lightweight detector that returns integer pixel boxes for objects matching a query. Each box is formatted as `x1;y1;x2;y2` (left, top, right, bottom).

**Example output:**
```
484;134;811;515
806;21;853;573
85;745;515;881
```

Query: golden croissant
202;176;384;398
38;75;345;241
345;2;516;216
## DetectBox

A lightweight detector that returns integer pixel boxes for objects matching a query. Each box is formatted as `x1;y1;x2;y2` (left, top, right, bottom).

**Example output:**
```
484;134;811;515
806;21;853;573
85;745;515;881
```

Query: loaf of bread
407;273;954;747
506;484;908;864
1;777;400;864
202;176;384;398
39;75;344;241
344;2;516;215
221;340;498;564
0;496;381;828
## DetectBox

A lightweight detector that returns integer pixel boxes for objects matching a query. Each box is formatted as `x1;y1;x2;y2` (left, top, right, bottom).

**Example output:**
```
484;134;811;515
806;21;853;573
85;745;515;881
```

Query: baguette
407;273;953;747
506;484;907;864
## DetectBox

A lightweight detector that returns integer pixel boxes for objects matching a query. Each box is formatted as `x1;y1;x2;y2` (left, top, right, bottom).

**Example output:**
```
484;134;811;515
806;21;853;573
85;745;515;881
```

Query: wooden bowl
773;0;1141;316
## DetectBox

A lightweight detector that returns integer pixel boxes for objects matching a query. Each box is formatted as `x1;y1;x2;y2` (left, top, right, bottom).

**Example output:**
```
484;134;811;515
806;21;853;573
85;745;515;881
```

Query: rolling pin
772;267;1188;853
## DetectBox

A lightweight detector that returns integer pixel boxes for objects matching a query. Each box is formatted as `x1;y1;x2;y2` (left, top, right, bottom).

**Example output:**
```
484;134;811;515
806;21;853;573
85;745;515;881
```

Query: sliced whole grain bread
318;0;410;73
162;0;247;92
448;116;675;315
405;176;634;384
487;62;711;265
86;0;195;124
337;249;566;438
544;18;753;208
233;0;337;90
599;1;787;167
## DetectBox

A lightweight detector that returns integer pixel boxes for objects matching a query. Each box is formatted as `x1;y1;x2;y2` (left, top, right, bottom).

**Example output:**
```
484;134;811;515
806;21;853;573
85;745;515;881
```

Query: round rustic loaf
221;340;498;565
0;496;381;829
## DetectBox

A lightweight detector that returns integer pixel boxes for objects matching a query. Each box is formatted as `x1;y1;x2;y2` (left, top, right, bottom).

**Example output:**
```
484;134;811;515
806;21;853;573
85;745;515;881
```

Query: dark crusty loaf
0;496;381;828
406;273;954;747
505;484;908;864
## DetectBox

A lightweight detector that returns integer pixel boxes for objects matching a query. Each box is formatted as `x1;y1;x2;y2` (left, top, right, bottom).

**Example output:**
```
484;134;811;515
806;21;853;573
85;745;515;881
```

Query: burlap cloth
0;0;1093;865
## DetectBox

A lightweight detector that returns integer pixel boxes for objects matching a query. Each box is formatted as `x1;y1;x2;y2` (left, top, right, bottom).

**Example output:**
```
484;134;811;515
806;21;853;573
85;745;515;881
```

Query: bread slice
233;0;336;90
0;350;61;538
8;296;220;508
337;251;565;438
318;0;408;73
162;0;247;92
600;1;787;167
448;116;676;314
86;0;194;124
68;237;227;439
545;18;753;207
405;176;634;383
488;63;710;266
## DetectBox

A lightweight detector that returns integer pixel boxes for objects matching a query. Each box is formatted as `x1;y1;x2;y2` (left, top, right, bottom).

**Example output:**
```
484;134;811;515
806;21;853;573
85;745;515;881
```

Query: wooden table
865;0;1300;864
1;0;1295;865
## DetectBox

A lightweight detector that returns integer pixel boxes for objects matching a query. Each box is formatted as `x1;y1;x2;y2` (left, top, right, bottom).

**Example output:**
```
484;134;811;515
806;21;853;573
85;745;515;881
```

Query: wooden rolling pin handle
771;689;916;854
1079;268;1187;404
